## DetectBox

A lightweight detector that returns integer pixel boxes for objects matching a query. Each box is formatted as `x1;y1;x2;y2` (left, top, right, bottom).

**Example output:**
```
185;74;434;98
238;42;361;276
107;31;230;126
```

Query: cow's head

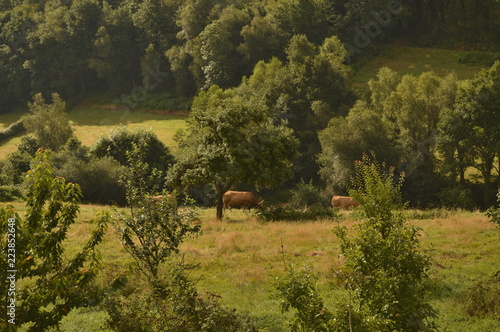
257;200;264;209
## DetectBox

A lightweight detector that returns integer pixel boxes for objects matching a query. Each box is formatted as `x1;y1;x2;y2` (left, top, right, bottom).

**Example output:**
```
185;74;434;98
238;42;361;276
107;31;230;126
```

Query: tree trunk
216;192;224;220
215;183;227;220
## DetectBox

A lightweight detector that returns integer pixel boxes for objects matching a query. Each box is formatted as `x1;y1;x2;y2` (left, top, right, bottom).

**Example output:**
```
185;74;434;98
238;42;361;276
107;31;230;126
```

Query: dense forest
0;0;499;208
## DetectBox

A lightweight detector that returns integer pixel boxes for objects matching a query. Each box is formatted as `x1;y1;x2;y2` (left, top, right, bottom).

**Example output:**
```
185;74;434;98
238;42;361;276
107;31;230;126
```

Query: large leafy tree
23;92;74;151
437;61;500;207
234;35;354;183
0;150;109;332
168;85;298;219
319;67;458;204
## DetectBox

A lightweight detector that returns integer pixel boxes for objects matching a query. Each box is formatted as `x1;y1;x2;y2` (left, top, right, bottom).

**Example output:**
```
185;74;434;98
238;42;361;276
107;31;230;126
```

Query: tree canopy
168;85;298;219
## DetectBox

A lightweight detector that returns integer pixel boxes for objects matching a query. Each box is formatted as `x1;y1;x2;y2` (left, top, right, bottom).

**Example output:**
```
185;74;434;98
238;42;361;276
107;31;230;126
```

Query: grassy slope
352;44;491;90
0;107;188;159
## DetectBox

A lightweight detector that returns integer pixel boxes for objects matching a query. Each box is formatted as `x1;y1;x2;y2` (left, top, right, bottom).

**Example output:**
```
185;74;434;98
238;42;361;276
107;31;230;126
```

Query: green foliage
105;266;256;332
23;93;74;150
0;149;32;185
463;272;500;319
0;119;25;141
486;189;500;229
0;150;109;332
116;143;200;282
458;52;500;66
258;204;335;222
290;179;329;209
273;156;436;331
274;266;333;331
0;185;22;201
438;61;500;207
438;185;477;210
169;85;298;219
132;91;192;110
319;67;458;205
334;155;437;331
92;127;175;192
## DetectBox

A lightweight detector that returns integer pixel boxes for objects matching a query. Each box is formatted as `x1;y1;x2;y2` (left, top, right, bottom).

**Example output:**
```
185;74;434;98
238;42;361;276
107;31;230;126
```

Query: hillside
0;107;188;158
0;45;494;160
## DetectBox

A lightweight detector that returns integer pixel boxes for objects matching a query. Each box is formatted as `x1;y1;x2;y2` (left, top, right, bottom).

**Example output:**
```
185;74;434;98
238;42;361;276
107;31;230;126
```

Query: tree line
0;0;498;111
1;60;498;212
0;0;499;209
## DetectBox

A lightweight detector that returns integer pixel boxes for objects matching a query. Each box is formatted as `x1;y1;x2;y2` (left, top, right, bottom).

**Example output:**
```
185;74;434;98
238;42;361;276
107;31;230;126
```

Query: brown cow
331;196;360;210
150;193;177;210
223;191;264;210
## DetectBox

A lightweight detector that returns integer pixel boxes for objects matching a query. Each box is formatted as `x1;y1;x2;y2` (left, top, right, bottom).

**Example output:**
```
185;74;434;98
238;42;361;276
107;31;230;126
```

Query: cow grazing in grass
332;195;360;210
150;193;177;211
223;191;264;211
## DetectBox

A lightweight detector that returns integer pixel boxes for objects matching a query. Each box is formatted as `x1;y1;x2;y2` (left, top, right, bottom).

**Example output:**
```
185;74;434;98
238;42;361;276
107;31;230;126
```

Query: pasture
0;106;188;159
7;202;498;331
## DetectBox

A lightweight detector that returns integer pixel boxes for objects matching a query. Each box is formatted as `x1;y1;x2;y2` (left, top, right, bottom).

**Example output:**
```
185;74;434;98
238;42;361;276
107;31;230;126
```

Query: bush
458;52;500;66
290;179;329;209
486;189;500;230
134;92;192;111
1;150;32;185
0;119;25;141
258;204;336;222
464;272;500;318
92;127;175;191
104;268;256;332
0;150;109;332
438;185;477;210
56;156;127;206
334;155;437;331
0;185;23;201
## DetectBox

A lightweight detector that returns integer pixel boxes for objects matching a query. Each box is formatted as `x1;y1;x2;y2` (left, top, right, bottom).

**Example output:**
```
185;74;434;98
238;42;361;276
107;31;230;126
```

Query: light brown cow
223;191;264;210
150;193;177;210
331;196;360;210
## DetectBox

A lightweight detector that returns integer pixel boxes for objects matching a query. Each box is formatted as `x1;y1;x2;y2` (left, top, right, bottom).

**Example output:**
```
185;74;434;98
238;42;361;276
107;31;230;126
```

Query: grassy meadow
351;45;492;90
0;107;188;158
5;201;498;331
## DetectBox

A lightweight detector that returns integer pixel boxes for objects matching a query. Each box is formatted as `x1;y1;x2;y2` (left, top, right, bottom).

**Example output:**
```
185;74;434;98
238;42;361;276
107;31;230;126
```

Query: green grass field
0;107;188;158
352;45;492;90
6;202;498;332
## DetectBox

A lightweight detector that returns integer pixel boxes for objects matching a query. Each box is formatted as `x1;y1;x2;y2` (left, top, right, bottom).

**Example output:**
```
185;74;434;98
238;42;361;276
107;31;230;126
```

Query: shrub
53;139;127;205
438;185;477;210
0;119;25;141
458;52;500;66
0;185;23;201
0;150;109;332
275;155;437;331
104;268;256;332
335;155;437;331
23;93;73;151
92;127;175;192
257;204;335;222
1;150;32;185
134;92;192;111
56;156;127;206
290;179;329;209
486;188;500;230
464;272;500;318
